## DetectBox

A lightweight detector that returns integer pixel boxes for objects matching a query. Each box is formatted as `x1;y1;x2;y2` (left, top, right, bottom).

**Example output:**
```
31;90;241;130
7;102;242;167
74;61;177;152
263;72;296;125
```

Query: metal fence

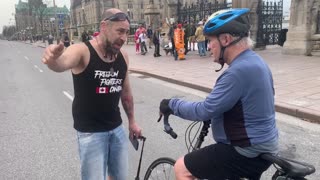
256;0;283;47
177;0;232;24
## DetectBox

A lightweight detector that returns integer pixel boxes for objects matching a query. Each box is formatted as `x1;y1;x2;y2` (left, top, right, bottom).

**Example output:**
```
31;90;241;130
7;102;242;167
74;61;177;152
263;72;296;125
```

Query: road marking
24;56;29;60
34;65;43;72
63;91;74;101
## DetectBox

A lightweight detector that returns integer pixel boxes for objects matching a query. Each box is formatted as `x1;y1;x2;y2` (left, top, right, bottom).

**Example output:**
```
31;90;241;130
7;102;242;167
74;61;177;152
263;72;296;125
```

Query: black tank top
72;41;127;132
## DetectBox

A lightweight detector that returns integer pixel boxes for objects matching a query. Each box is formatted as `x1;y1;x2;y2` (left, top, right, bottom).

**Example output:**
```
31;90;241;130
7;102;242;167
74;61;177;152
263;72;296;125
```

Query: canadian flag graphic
96;87;109;94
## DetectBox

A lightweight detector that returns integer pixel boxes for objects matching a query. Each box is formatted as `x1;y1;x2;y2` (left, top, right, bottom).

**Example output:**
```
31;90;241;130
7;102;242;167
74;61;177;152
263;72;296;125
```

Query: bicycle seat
260;153;315;178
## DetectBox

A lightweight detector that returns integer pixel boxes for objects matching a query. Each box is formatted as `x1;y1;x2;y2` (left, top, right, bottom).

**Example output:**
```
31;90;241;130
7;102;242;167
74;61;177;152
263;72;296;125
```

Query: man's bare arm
42;42;85;72
120;50;142;138
120;50;134;121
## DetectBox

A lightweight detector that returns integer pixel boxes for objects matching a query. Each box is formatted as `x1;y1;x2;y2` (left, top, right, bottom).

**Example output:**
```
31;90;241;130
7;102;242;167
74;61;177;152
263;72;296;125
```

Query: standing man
139;30;148;55
153;27;161;57
42;8;142;180
195;21;206;57
48;34;54;45
147;25;153;49
81;31;89;42
63;32;70;48
159;9;278;179
168;23;177;60
183;20;190;55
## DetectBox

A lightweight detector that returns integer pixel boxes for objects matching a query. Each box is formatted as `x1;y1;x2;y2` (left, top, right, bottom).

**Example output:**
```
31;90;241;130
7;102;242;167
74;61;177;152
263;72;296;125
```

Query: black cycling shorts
184;143;272;180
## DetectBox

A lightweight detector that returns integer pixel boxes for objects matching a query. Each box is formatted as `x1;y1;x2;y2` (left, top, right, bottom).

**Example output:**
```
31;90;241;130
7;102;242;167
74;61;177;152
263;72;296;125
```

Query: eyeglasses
103;12;130;24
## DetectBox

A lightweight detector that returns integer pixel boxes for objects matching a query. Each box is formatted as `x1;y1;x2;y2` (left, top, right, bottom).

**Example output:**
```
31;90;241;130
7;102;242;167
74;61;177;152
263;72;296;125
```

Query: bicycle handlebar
158;114;178;139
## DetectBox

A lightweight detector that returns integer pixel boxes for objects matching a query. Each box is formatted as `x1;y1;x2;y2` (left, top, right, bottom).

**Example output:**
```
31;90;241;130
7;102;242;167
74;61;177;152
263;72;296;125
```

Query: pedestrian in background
139;30;148;55
147;25;153;49
188;21;196;51
81;31;89;42
195;21;206;57
168;23;177;59
153;27;161;57
183;20;190;55
42;8;142;180
134;29;140;54
63;32;70;48
48;34;54;45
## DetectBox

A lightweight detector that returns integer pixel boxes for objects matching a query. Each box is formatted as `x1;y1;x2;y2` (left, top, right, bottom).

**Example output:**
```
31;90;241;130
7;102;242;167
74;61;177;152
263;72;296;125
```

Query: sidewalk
34;41;320;123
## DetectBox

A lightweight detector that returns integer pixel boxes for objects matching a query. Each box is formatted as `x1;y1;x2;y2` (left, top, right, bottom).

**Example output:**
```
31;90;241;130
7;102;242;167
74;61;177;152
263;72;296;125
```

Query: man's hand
129;121;142;140
42;41;64;65
160;99;173;115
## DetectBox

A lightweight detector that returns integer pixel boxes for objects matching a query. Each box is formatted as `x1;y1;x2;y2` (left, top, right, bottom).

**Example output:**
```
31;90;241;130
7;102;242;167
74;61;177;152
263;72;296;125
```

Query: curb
130;69;320;124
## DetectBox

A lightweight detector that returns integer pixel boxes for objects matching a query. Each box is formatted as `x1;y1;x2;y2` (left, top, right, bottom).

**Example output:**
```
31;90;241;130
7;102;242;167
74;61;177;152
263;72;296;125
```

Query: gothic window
141;2;144;9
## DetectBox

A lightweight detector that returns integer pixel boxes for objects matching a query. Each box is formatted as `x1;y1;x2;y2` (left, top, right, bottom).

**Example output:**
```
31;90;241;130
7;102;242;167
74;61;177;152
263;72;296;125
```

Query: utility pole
53;0;60;42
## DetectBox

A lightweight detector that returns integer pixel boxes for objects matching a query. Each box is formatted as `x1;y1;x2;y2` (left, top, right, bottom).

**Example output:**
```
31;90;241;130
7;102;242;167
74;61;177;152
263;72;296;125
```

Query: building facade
70;0;114;38
15;0;69;40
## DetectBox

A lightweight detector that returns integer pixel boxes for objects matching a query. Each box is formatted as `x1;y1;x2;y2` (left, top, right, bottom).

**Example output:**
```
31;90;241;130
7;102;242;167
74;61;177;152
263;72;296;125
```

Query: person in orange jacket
174;24;186;60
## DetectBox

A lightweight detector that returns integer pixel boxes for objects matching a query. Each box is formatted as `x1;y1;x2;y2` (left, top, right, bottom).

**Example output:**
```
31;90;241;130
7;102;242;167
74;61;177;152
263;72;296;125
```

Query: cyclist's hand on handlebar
159;99;173;116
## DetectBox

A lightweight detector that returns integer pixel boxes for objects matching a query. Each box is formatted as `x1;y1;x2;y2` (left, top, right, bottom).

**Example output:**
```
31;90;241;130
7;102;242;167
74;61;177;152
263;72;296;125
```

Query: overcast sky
0;0;291;34
0;0;70;33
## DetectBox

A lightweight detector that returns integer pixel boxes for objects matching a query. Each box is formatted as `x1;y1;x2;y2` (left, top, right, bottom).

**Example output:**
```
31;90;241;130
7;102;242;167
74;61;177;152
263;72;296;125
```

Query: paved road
0;40;319;179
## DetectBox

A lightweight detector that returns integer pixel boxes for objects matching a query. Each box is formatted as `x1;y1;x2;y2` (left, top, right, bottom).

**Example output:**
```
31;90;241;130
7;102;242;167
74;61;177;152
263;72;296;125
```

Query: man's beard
104;39;123;60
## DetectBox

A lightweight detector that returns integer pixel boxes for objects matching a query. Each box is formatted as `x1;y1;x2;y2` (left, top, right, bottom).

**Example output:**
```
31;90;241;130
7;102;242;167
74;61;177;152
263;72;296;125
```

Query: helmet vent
219;14;233;20
208;23;216;28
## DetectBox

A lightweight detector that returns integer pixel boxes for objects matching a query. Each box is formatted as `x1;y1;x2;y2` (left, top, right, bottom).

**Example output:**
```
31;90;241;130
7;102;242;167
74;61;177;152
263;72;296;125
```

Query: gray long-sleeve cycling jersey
169;49;278;157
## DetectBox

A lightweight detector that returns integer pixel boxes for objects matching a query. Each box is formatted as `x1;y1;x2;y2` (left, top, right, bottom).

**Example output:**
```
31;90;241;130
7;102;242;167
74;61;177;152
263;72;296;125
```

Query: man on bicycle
160;8;278;180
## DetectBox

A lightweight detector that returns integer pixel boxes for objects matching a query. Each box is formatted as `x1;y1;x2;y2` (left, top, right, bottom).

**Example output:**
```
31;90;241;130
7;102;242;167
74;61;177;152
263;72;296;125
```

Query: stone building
70;0;114;38
15;0;69;40
69;0;207;35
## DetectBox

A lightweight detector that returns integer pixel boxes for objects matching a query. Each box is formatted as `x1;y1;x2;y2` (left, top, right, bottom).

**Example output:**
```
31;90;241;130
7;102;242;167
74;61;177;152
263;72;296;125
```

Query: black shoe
157;54;162;56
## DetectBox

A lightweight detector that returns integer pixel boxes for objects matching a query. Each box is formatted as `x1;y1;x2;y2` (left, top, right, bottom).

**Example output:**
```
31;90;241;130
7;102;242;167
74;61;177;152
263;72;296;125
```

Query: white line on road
63;91;74;101
34;65;43;72
24;56;29;60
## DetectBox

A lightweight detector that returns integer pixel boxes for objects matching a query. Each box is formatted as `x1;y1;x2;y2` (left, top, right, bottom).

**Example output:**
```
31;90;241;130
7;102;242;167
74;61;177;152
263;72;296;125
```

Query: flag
96;87;108;94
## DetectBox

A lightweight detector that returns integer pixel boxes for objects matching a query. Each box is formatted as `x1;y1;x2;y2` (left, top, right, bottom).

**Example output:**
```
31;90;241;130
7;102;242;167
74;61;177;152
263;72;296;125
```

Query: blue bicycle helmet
204;8;250;36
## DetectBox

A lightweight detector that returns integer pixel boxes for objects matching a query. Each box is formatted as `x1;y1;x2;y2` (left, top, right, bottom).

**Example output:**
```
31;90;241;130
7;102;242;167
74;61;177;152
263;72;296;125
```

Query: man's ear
221;34;232;47
100;21;111;31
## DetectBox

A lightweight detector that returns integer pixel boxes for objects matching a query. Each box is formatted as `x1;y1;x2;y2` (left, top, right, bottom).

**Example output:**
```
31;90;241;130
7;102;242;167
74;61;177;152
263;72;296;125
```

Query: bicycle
135;114;316;180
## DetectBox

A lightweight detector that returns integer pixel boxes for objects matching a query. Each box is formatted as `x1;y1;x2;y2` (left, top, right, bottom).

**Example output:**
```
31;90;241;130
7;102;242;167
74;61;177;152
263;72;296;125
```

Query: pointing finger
50;43;64;54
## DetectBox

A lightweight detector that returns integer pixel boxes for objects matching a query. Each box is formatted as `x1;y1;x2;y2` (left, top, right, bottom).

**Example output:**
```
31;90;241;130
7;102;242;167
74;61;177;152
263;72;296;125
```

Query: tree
2;25;17;39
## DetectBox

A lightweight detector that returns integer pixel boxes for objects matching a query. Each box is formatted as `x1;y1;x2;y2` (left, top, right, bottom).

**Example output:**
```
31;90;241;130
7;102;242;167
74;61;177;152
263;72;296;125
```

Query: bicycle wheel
144;157;176;180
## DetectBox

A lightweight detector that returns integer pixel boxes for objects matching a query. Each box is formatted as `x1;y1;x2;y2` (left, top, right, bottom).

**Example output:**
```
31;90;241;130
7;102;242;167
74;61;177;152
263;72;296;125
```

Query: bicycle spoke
147;162;175;180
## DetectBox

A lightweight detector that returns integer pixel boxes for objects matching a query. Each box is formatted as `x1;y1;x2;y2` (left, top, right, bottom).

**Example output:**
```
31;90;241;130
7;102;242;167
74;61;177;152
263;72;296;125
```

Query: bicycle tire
144;157;176;180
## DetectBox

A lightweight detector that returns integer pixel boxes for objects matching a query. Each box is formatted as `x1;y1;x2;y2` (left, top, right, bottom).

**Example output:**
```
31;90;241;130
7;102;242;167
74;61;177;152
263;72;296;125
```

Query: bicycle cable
186;121;202;152
184;121;195;151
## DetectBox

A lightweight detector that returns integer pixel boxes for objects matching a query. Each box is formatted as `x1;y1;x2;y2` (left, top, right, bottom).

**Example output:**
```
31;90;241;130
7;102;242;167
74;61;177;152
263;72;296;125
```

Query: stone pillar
144;0;161;29
232;0;260;49
167;0;178;23
283;0;314;56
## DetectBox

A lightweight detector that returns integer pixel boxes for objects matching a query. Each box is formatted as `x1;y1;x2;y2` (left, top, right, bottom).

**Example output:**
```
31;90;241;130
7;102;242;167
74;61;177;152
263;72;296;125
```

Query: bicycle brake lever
157;113;163;122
